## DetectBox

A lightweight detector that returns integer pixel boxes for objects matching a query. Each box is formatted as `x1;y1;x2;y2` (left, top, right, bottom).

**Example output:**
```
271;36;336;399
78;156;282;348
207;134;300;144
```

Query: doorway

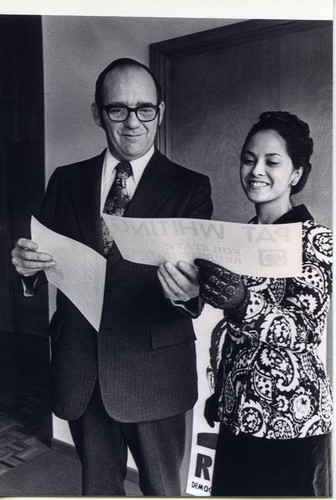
150;19;332;228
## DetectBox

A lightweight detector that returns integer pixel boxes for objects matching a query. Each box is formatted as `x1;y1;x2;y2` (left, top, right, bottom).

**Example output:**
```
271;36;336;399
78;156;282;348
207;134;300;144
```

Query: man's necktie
102;160;133;254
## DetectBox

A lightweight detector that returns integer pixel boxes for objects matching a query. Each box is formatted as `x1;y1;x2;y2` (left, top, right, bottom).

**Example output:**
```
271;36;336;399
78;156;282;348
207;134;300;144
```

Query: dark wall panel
0;15;48;335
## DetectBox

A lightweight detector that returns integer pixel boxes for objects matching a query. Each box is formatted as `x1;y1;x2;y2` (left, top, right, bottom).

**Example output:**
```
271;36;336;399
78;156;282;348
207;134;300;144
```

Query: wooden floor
0;330;52;475
0;329;143;495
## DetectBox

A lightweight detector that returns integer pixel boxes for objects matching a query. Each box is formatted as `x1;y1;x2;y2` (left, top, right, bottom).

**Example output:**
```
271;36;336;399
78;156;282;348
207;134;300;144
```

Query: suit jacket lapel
125;150;177;218
70;151;105;255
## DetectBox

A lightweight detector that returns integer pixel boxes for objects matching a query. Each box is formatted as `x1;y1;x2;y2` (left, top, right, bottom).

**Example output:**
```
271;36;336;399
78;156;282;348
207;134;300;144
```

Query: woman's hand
195;258;246;310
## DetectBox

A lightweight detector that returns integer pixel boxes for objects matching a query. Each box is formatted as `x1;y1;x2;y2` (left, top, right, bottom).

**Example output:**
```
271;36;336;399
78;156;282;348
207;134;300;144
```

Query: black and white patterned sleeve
229;221;333;353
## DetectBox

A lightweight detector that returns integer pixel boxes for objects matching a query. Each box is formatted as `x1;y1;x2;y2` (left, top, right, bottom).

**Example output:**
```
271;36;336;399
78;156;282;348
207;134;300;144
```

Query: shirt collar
104;146;155;185
249;204;313;224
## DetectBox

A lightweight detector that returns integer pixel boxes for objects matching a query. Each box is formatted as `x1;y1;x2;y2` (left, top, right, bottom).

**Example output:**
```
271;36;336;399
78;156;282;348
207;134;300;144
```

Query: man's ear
158;101;165;125
91;102;103;128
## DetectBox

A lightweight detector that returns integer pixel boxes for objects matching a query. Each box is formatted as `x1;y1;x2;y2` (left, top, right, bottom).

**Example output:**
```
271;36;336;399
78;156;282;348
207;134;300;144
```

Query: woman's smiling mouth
248;180;269;188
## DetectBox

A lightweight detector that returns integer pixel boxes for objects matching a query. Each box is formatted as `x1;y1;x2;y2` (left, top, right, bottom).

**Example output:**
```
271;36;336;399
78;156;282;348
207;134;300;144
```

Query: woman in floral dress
196;111;332;496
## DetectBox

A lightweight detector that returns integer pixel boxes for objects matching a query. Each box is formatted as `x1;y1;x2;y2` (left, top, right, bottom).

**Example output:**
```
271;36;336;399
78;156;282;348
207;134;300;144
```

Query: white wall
42;16;240;181
42;14;238;447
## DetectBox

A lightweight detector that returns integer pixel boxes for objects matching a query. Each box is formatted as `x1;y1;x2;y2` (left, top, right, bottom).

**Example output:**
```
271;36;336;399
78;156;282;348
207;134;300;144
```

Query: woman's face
240;129;302;208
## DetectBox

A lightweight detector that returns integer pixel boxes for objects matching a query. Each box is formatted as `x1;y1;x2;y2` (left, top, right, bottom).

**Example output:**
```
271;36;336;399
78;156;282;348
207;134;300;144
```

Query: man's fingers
16;238;39;251
12;239;54;263
158;264;182;296
160;263;183;290
176;261;199;283
12;252;55;267
18;249;54;262
157;267;177;300
161;261;199;292
158;263;199;301
12;258;55;270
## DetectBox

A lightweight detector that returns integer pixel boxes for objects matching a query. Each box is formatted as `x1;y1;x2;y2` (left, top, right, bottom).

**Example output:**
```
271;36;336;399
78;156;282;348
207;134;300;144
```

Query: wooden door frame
150;19;332;157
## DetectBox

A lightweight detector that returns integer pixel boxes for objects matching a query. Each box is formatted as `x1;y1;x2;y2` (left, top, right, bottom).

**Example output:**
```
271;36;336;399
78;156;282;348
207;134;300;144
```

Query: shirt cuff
171;295;204;318
21;274;41;297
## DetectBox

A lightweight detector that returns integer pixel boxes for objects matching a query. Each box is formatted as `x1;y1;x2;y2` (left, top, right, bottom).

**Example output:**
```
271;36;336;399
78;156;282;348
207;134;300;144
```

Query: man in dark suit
11;58;213;496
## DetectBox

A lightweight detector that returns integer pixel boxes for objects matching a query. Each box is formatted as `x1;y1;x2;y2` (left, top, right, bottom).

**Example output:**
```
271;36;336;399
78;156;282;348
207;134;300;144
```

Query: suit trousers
69;383;187;496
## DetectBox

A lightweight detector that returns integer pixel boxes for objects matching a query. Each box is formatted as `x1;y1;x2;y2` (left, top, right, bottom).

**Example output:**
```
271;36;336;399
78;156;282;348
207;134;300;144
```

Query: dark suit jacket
37;149;213;422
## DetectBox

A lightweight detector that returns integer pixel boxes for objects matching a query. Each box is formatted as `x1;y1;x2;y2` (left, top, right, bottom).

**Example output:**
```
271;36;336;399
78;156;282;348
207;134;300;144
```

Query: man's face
92;66;165;161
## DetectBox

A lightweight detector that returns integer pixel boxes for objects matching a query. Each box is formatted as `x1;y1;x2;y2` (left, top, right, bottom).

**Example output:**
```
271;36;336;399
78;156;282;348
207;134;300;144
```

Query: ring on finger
176;289;182;296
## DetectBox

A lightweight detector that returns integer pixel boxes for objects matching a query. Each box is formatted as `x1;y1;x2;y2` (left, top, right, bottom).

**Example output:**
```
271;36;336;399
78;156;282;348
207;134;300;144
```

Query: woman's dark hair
241;111;313;194
94;58;162;105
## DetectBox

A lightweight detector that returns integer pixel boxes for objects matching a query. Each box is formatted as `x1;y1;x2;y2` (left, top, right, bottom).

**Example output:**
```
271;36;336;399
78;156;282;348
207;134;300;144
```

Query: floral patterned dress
209;205;333;440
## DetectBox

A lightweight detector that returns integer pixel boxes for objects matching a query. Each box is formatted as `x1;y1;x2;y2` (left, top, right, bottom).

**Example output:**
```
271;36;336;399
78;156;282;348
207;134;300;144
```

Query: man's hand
157;261;199;302
11;238;56;277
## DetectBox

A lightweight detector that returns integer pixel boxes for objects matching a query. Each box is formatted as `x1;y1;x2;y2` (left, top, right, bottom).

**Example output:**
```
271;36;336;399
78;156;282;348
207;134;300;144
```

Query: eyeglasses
101;104;160;122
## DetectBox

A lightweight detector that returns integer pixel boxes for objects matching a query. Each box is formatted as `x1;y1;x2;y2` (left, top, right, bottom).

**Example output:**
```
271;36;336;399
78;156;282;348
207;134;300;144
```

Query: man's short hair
94;58;162;105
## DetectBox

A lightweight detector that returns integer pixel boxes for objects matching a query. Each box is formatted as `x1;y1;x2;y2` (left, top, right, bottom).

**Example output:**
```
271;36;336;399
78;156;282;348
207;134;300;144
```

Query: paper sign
31;217;106;331
104;215;302;278
186;305;223;496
